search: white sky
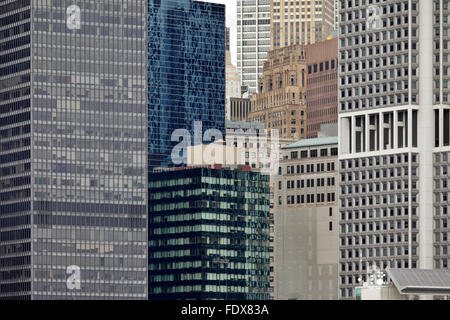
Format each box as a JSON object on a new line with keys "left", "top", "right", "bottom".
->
{"left": 199, "top": 0, "right": 238, "bottom": 65}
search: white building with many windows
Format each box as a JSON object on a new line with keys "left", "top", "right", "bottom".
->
{"left": 237, "top": 0, "right": 271, "bottom": 94}
{"left": 338, "top": 0, "right": 450, "bottom": 300}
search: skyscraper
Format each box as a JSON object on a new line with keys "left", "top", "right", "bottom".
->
{"left": 237, "top": 0, "right": 271, "bottom": 95}
{"left": 270, "top": 0, "right": 335, "bottom": 48}
{"left": 148, "top": 165, "right": 271, "bottom": 300}
{"left": 148, "top": 0, "right": 226, "bottom": 169}
{"left": 0, "top": 0, "right": 148, "bottom": 299}
{"left": 338, "top": 0, "right": 449, "bottom": 299}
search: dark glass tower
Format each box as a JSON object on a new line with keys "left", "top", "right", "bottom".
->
{"left": 147, "top": 0, "right": 226, "bottom": 169}
{"left": 0, "top": 0, "right": 148, "bottom": 299}
{"left": 0, "top": 0, "right": 32, "bottom": 299}
{"left": 148, "top": 166, "right": 271, "bottom": 300}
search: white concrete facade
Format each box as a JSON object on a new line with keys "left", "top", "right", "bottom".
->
{"left": 418, "top": 0, "right": 434, "bottom": 272}
{"left": 338, "top": 0, "right": 450, "bottom": 300}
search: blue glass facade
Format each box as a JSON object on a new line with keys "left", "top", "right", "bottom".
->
{"left": 148, "top": 167, "right": 271, "bottom": 300}
{"left": 148, "top": 0, "right": 226, "bottom": 169}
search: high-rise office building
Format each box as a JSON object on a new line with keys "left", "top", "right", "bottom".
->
{"left": 148, "top": 0, "right": 226, "bottom": 169}
{"left": 148, "top": 165, "right": 271, "bottom": 300}
{"left": 270, "top": 0, "right": 335, "bottom": 48}
{"left": 338, "top": 0, "right": 450, "bottom": 299}
{"left": 274, "top": 137, "right": 339, "bottom": 300}
{"left": 226, "top": 28, "right": 243, "bottom": 121}
{"left": 237, "top": 0, "right": 271, "bottom": 95}
{"left": 306, "top": 38, "right": 338, "bottom": 138}
{"left": 248, "top": 44, "right": 308, "bottom": 140}
{"left": 0, "top": 0, "right": 148, "bottom": 299}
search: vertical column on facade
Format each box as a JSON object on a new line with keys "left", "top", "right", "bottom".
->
{"left": 393, "top": 110, "right": 399, "bottom": 149}
{"left": 365, "top": 113, "right": 370, "bottom": 153}
{"left": 379, "top": 111, "right": 384, "bottom": 151}
{"left": 439, "top": 107, "right": 444, "bottom": 148}
{"left": 418, "top": 0, "right": 434, "bottom": 271}
{"left": 340, "top": 117, "right": 350, "bottom": 155}
{"left": 351, "top": 115, "right": 356, "bottom": 154}
{"left": 355, "top": 116, "right": 362, "bottom": 153}
{"left": 403, "top": 110, "right": 407, "bottom": 148}
{"left": 382, "top": 112, "right": 392, "bottom": 149}
{"left": 386, "top": 113, "right": 393, "bottom": 149}
{"left": 408, "top": 108, "right": 413, "bottom": 148}
{"left": 444, "top": 107, "right": 449, "bottom": 147}
{"left": 398, "top": 110, "right": 407, "bottom": 148}
{"left": 408, "top": 107, "right": 413, "bottom": 268}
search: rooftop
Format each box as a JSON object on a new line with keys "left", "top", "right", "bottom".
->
{"left": 283, "top": 136, "right": 338, "bottom": 150}
{"left": 226, "top": 120, "right": 266, "bottom": 130}
{"left": 387, "top": 268, "right": 450, "bottom": 295}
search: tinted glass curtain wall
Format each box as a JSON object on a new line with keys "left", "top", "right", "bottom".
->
{"left": 0, "top": 0, "right": 148, "bottom": 300}
{"left": 148, "top": 0, "right": 226, "bottom": 169}
{"left": 148, "top": 167, "right": 271, "bottom": 300}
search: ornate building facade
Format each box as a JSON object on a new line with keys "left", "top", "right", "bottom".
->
{"left": 248, "top": 45, "right": 307, "bottom": 140}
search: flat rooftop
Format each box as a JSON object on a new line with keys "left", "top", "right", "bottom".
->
{"left": 387, "top": 268, "right": 450, "bottom": 295}
{"left": 283, "top": 136, "right": 338, "bottom": 150}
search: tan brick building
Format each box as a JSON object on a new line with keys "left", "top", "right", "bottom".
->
{"left": 306, "top": 38, "right": 338, "bottom": 138}
{"left": 248, "top": 45, "right": 307, "bottom": 140}
{"left": 271, "top": 0, "right": 335, "bottom": 48}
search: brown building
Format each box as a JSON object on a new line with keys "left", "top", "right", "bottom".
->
{"left": 248, "top": 45, "right": 307, "bottom": 140}
{"left": 271, "top": 0, "right": 335, "bottom": 48}
{"left": 306, "top": 38, "right": 338, "bottom": 138}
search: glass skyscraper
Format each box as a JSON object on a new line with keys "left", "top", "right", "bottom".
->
{"left": 147, "top": 0, "right": 226, "bottom": 169}
{"left": 148, "top": 166, "right": 271, "bottom": 300}
{"left": 0, "top": 0, "right": 148, "bottom": 299}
